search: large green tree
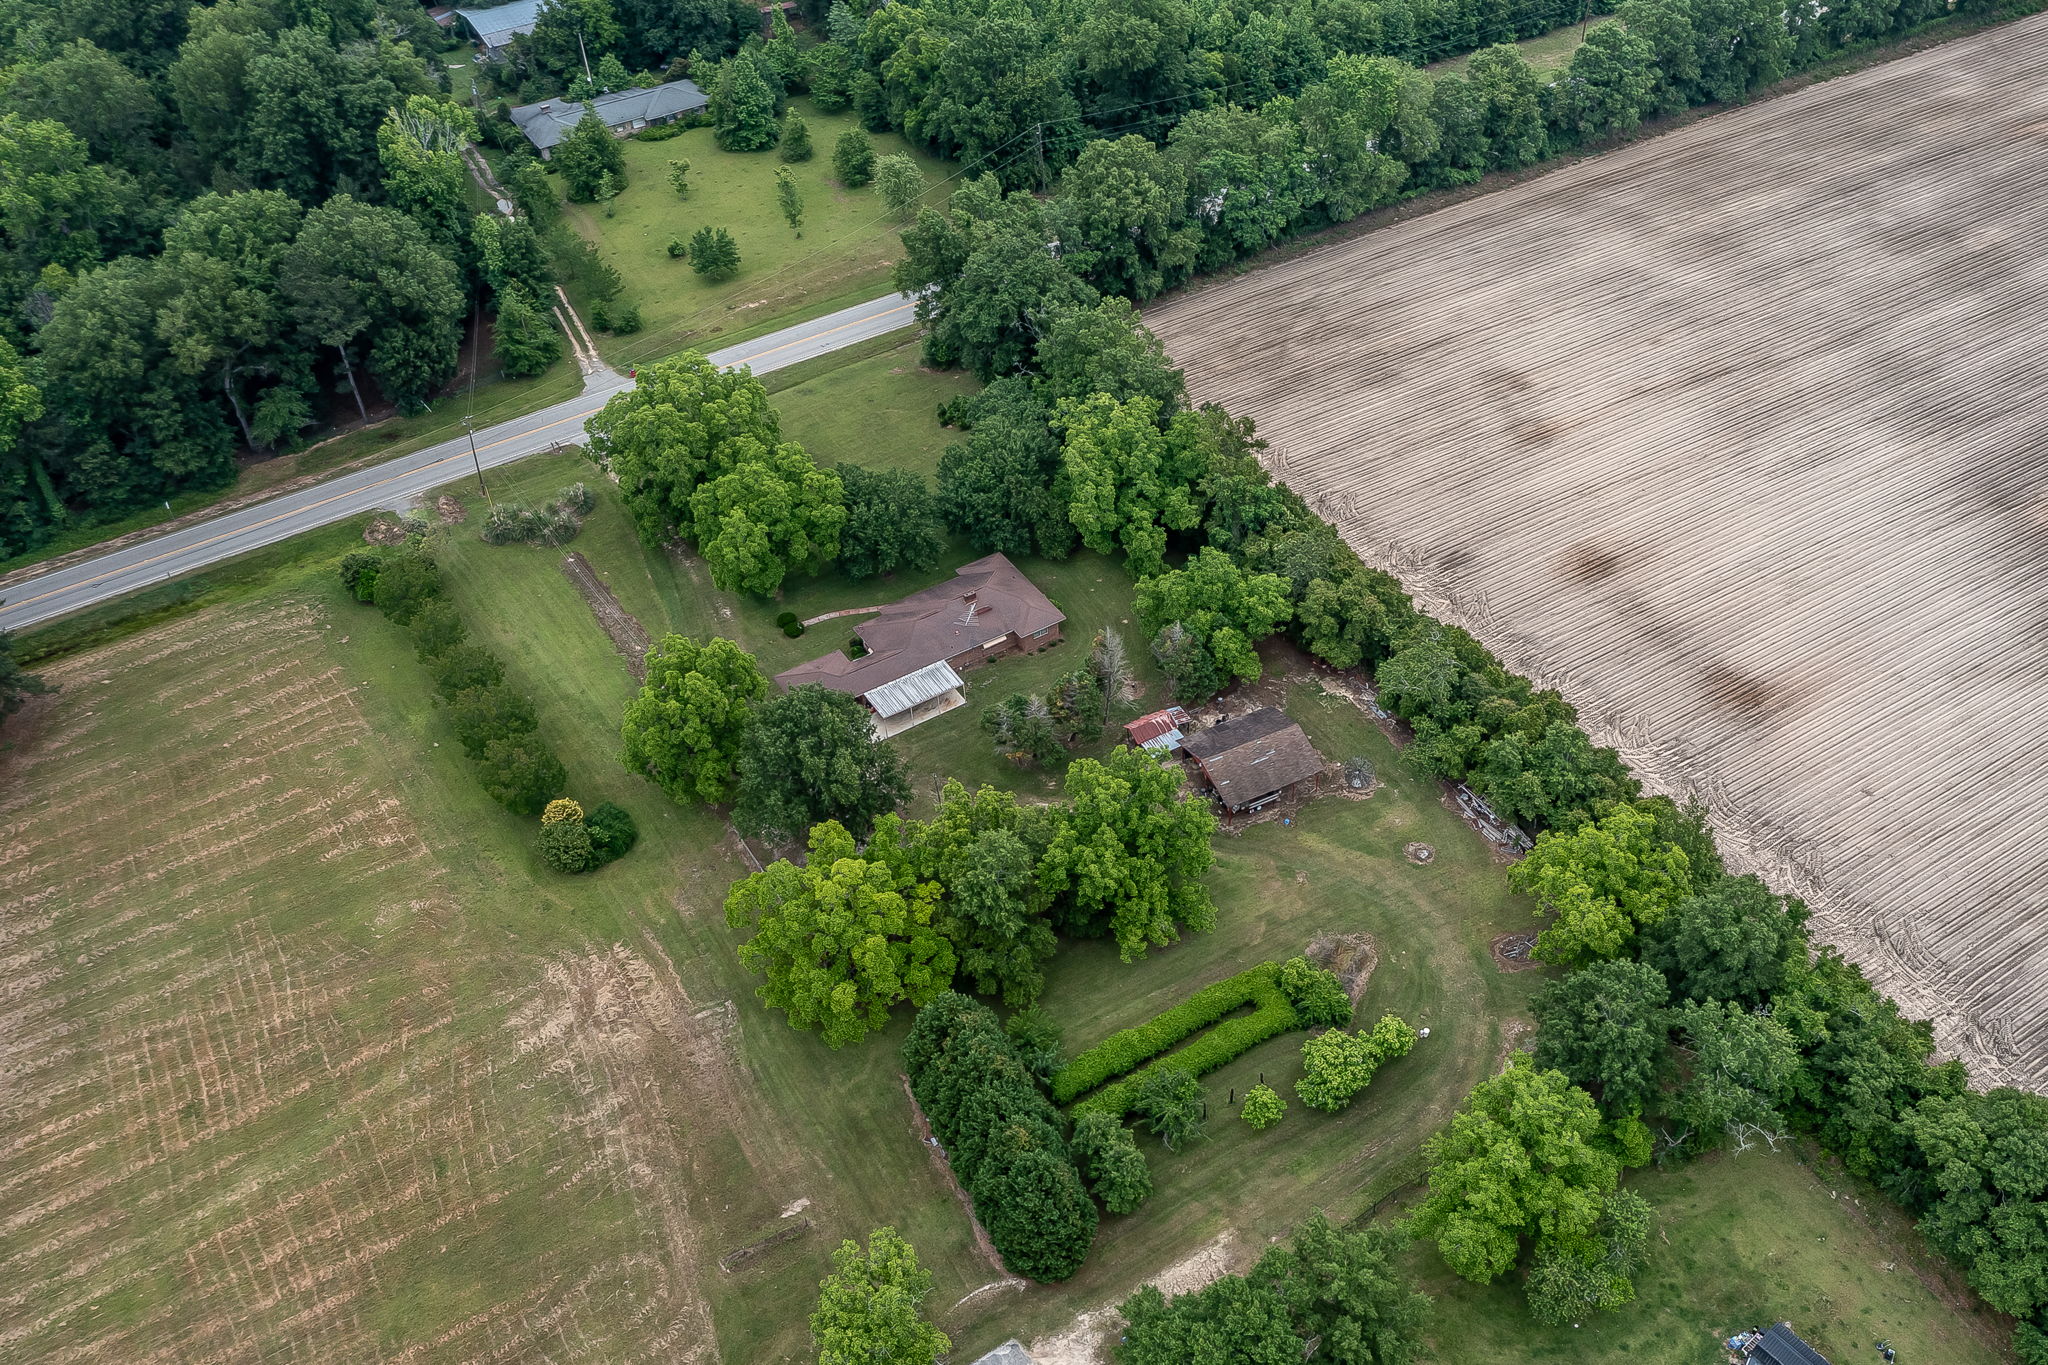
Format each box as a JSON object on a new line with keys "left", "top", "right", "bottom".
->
{"left": 376, "top": 96, "right": 478, "bottom": 251}
{"left": 1134, "top": 547, "right": 1290, "bottom": 701}
{"left": 733, "top": 684, "right": 911, "bottom": 842}
{"left": 282, "top": 195, "right": 465, "bottom": 417}
{"left": 935, "top": 379, "right": 1075, "bottom": 560}
{"left": 1055, "top": 135, "right": 1198, "bottom": 299}
{"left": 585, "top": 352, "right": 781, "bottom": 546}
{"left": 1554, "top": 21, "right": 1656, "bottom": 143}
{"left": 726, "top": 821, "right": 954, "bottom": 1046}
{"left": 1531, "top": 959, "right": 1671, "bottom": 1115}
{"left": 1639, "top": 874, "right": 1808, "bottom": 1007}
{"left": 1510, "top": 803, "right": 1694, "bottom": 966}
{"left": 555, "top": 106, "right": 629, "bottom": 202}
{"left": 834, "top": 463, "right": 946, "bottom": 580}
{"left": 810, "top": 1227, "right": 951, "bottom": 1365}
{"left": 687, "top": 439, "right": 846, "bottom": 596}
{"left": 1056, "top": 392, "right": 1211, "bottom": 576}
{"left": 711, "top": 48, "right": 781, "bottom": 151}
{"left": 1411, "top": 1056, "right": 1623, "bottom": 1283}
{"left": 619, "top": 634, "right": 769, "bottom": 804}
{"left": 1037, "top": 745, "right": 1217, "bottom": 960}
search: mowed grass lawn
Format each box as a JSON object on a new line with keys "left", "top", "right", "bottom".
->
{"left": 554, "top": 98, "right": 951, "bottom": 363}
{"left": 1407, "top": 1143, "right": 2014, "bottom": 1364}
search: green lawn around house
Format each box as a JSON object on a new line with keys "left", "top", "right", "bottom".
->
{"left": 551, "top": 98, "right": 952, "bottom": 364}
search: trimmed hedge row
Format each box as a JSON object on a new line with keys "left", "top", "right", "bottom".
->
{"left": 1052, "top": 962, "right": 1289, "bottom": 1104}
{"left": 1056, "top": 963, "right": 1308, "bottom": 1119}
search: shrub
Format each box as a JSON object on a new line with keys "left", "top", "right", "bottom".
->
{"left": 832, "top": 129, "right": 875, "bottom": 187}
{"left": 1240, "top": 1083, "right": 1286, "bottom": 1130}
{"left": 339, "top": 551, "right": 383, "bottom": 599}
{"left": 1071, "top": 992, "right": 1305, "bottom": 1120}
{"left": 667, "top": 235, "right": 688, "bottom": 258}
{"left": 430, "top": 643, "right": 506, "bottom": 698}
{"left": 409, "top": 598, "right": 467, "bottom": 661}
{"left": 1069, "top": 1111, "right": 1153, "bottom": 1214}
{"left": 542, "top": 797, "right": 584, "bottom": 825}
{"left": 478, "top": 735, "right": 567, "bottom": 815}
{"left": 557, "top": 483, "right": 595, "bottom": 516}
{"left": 1296, "top": 1015, "right": 1419, "bottom": 1112}
{"left": 446, "top": 683, "right": 538, "bottom": 758}
{"left": 1279, "top": 955, "right": 1353, "bottom": 1028}
{"left": 371, "top": 550, "right": 440, "bottom": 624}
{"left": 1129, "top": 1065, "right": 1205, "bottom": 1152}
{"left": 607, "top": 301, "right": 642, "bottom": 334}
{"left": 782, "top": 621, "right": 805, "bottom": 637}
{"left": 632, "top": 120, "right": 688, "bottom": 141}
{"left": 775, "top": 610, "right": 799, "bottom": 628}
{"left": 1054, "top": 962, "right": 1290, "bottom": 1103}
{"left": 585, "top": 801, "right": 638, "bottom": 863}
{"left": 481, "top": 501, "right": 540, "bottom": 545}
{"left": 538, "top": 817, "right": 596, "bottom": 872}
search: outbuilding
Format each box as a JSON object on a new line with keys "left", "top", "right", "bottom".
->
{"left": 1180, "top": 707, "right": 1326, "bottom": 814}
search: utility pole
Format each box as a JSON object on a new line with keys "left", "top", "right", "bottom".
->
{"left": 578, "top": 30, "right": 592, "bottom": 85}
{"left": 464, "top": 417, "right": 492, "bottom": 506}
{"left": 1033, "top": 122, "right": 1047, "bottom": 193}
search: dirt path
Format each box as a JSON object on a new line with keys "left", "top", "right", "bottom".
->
{"left": 561, "top": 551, "right": 651, "bottom": 681}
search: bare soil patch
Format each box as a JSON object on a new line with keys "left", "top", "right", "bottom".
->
{"left": 1307, "top": 932, "right": 1380, "bottom": 1003}
{"left": 433, "top": 494, "right": 466, "bottom": 523}
{"left": 561, "top": 550, "right": 652, "bottom": 681}
{"left": 1154, "top": 14, "right": 2048, "bottom": 1087}
{"left": 1026, "top": 1230, "right": 1246, "bottom": 1365}
{"left": 361, "top": 514, "right": 408, "bottom": 546}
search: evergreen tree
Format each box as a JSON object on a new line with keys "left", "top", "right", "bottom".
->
{"left": 712, "top": 49, "right": 780, "bottom": 151}
{"left": 833, "top": 129, "right": 875, "bottom": 186}
{"left": 554, "top": 106, "right": 628, "bottom": 201}
{"left": 688, "top": 225, "right": 742, "bottom": 280}
{"left": 492, "top": 289, "right": 562, "bottom": 378}
{"left": 776, "top": 165, "right": 806, "bottom": 236}
{"left": 779, "top": 109, "right": 813, "bottom": 162}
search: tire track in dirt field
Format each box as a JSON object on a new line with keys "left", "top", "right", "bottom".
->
{"left": 0, "top": 601, "right": 718, "bottom": 1362}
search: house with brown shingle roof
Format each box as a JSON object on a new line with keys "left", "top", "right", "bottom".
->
{"left": 774, "top": 554, "right": 1064, "bottom": 737}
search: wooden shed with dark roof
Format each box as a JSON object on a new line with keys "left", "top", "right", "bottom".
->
{"left": 1179, "top": 707, "right": 1326, "bottom": 814}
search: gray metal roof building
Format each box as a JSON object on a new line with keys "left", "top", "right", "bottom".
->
{"left": 1747, "top": 1324, "right": 1833, "bottom": 1365}
{"left": 454, "top": 0, "right": 545, "bottom": 54}
{"left": 507, "top": 80, "right": 709, "bottom": 155}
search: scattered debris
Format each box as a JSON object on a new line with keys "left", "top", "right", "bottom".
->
{"left": 1490, "top": 931, "right": 1541, "bottom": 973}
{"left": 1403, "top": 842, "right": 1435, "bottom": 864}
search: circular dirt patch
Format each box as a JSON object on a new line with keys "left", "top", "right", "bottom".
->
{"left": 1403, "top": 842, "right": 1435, "bottom": 864}
{"left": 1490, "top": 931, "right": 1542, "bottom": 972}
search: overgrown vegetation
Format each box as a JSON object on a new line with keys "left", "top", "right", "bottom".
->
{"left": 342, "top": 535, "right": 568, "bottom": 816}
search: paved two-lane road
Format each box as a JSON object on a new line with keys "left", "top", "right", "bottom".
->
{"left": 0, "top": 293, "right": 917, "bottom": 631}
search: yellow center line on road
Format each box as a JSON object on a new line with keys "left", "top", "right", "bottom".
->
{"left": 5, "top": 298, "right": 919, "bottom": 615}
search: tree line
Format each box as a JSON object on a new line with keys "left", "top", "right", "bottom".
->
{"left": 0, "top": 0, "right": 575, "bottom": 560}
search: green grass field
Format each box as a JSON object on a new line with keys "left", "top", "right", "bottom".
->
{"left": 1408, "top": 1143, "right": 2012, "bottom": 1363}
{"left": 3, "top": 343, "right": 2014, "bottom": 1365}
{"left": 1429, "top": 19, "right": 1599, "bottom": 74}
{"left": 553, "top": 98, "right": 951, "bottom": 365}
